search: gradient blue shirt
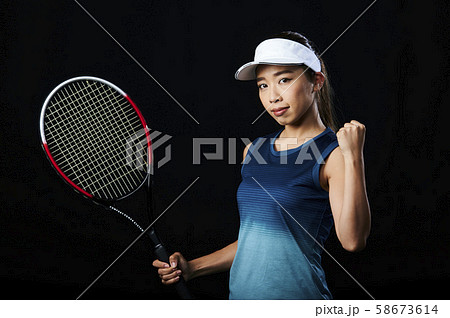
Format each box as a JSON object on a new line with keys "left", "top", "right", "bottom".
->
{"left": 229, "top": 127, "right": 339, "bottom": 299}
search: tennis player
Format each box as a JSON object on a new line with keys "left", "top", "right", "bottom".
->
{"left": 153, "top": 31, "right": 371, "bottom": 299}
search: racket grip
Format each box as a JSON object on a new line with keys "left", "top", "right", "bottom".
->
{"left": 149, "top": 228, "right": 194, "bottom": 300}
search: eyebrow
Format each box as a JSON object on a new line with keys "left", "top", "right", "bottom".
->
{"left": 256, "top": 70, "right": 295, "bottom": 82}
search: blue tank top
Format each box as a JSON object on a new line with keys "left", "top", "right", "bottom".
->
{"left": 229, "top": 127, "right": 339, "bottom": 299}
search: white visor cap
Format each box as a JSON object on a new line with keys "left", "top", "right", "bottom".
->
{"left": 235, "top": 38, "right": 321, "bottom": 81}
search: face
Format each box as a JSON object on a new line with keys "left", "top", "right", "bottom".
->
{"left": 255, "top": 64, "right": 321, "bottom": 126}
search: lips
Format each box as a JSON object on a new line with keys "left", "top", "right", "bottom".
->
{"left": 271, "top": 106, "right": 289, "bottom": 117}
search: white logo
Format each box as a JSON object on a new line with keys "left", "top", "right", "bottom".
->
{"left": 125, "top": 127, "right": 172, "bottom": 174}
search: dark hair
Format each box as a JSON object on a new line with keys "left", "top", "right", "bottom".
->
{"left": 270, "top": 31, "right": 339, "bottom": 132}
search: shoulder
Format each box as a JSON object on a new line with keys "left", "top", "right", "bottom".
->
{"left": 318, "top": 145, "right": 344, "bottom": 192}
{"left": 323, "top": 145, "right": 345, "bottom": 180}
{"left": 321, "top": 128, "right": 342, "bottom": 170}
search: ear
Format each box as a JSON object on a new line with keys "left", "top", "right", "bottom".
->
{"left": 313, "top": 72, "right": 325, "bottom": 91}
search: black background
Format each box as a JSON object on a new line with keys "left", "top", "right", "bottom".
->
{"left": 0, "top": 0, "right": 449, "bottom": 300}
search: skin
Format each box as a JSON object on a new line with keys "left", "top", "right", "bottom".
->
{"left": 153, "top": 64, "right": 371, "bottom": 285}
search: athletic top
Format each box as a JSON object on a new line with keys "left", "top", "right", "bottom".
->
{"left": 229, "top": 127, "right": 339, "bottom": 299}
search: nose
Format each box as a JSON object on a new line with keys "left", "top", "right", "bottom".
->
{"left": 269, "top": 87, "right": 282, "bottom": 104}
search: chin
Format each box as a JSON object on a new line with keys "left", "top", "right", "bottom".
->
{"left": 275, "top": 117, "right": 292, "bottom": 126}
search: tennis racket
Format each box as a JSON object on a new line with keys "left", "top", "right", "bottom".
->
{"left": 39, "top": 76, "right": 192, "bottom": 299}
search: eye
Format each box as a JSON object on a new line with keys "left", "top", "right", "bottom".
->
{"left": 280, "top": 78, "right": 291, "bottom": 84}
{"left": 258, "top": 83, "right": 267, "bottom": 89}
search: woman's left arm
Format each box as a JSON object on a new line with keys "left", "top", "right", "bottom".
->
{"left": 325, "top": 120, "right": 371, "bottom": 252}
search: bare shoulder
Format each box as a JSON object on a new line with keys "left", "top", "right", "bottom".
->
{"left": 323, "top": 146, "right": 345, "bottom": 178}
{"left": 320, "top": 146, "right": 345, "bottom": 191}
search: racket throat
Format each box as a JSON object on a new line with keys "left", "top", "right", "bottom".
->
{"left": 147, "top": 227, "right": 163, "bottom": 247}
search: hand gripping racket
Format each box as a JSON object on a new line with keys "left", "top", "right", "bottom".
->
{"left": 39, "top": 76, "right": 192, "bottom": 299}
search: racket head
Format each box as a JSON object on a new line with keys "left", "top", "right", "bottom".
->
{"left": 39, "top": 76, "right": 152, "bottom": 203}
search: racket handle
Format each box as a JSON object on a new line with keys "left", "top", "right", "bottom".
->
{"left": 148, "top": 228, "right": 194, "bottom": 300}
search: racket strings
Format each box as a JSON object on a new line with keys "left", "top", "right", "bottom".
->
{"left": 47, "top": 82, "right": 136, "bottom": 161}
{"left": 70, "top": 81, "right": 147, "bottom": 197}
{"left": 44, "top": 80, "right": 148, "bottom": 200}
{"left": 78, "top": 83, "right": 148, "bottom": 196}
{"left": 46, "top": 82, "right": 120, "bottom": 159}
{"left": 49, "top": 82, "right": 147, "bottom": 199}
{"left": 47, "top": 83, "right": 139, "bottom": 188}
{"left": 48, "top": 83, "right": 142, "bottom": 182}
{"left": 47, "top": 87, "right": 138, "bottom": 164}
{"left": 45, "top": 83, "right": 100, "bottom": 169}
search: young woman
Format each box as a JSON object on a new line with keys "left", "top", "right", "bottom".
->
{"left": 153, "top": 31, "right": 371, "bottom": 300}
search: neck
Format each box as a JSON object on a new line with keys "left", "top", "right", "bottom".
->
{"left": 281, "top": 103, "right": 326, "bottom": 139}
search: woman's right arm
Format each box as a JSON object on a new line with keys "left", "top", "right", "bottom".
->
{"left": 152, "top": 142, "right": 251, "bottom": 285}
{"left": 152, "top": 240, "right": 237, "bottom": 285}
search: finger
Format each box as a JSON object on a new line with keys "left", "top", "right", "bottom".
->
{"left": 169, "top": 253, "right": 180, "bottom": 268}
{"left": 152, "top": 259, "right": 170, "bottom": 269}
{"left": 344, "top": 122, "right": 356, "bottom": 128}
{"left": 350, "top": 119, "right": 362, "bottom": 126}
{"left": 350, "top": 120, "right": 366, "bottom": 130}
{"left": 161, "top": 270, "right": 182, "bottom": 282}
{"left": 158, "top": 266, "right": 179, "bottom": 276}
{"left": 162, "top": 275, "right": 180, "bottom": 285}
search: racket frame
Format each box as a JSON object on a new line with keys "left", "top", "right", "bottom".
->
{"left": 39, "top": 76, "right": 152, "bottom": 204}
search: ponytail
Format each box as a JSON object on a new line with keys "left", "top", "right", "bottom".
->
{"left": 316, "top": 59, "right": 339, "bottom": 132}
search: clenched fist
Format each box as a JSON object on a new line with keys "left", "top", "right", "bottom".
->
{"left": 336, "top": 120, "right": 366, "bottom": 159}
{"left": 152, "top": 252, "right": 191, "bottom": 285}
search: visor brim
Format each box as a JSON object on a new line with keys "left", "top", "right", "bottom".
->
{"left": 234, "top": 60, "right": 313, "bottom": 81}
